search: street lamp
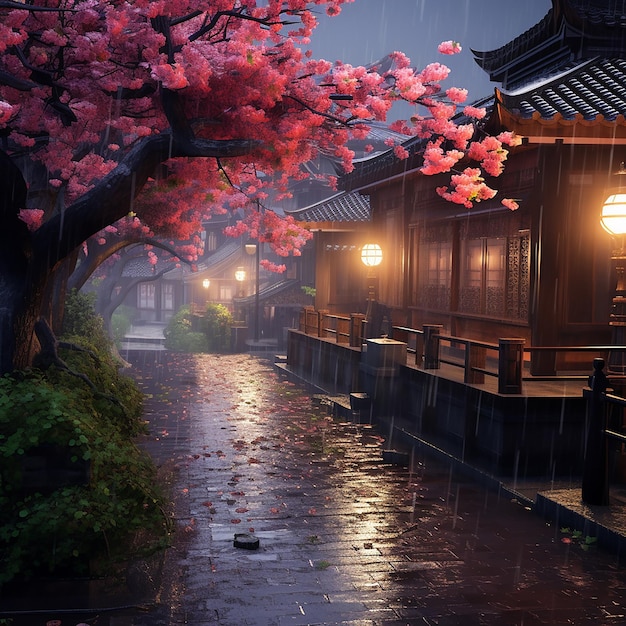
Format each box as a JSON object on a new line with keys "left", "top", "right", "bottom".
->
{"left": 601, "top": 167, "right": 626, "bottom": 373}
{"left": 234, "top": 267, "right": 246, "bottom": 324}
{"left": 234, "top": 267, "right": 246, "bottom": 284}
{"left": 361, "top": 243, "right": 383, "bottom": 330}
{"left": 361, "top": 243, "right": 383, "bottom": 268}
{"left": 245, "top": 242, "right": 260, "bottom": 342}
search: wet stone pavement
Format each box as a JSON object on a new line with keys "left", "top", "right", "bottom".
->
{"left": 101, "top": 352, "right": 626, "bottom": 624}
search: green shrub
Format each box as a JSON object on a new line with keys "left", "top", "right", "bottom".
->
{"left": 0, "top": 292, "right": 169, "bottom": 586}
{"left": 164, "top": 303, "right": 234, "bottom": 353}
{"left": 164, "top": 306, "right": 208, "bottom": 352}
{"left": 63, "top": 289, "right": 109, "bottom": 350}
{"left": 0, "top": 372, "right": 167, "bottom": 585}
{"left": 201, "top": 303, "right": 233, "bottom": 352}
{"left": 111, "top": 305, "right": 136, "bottom": 347}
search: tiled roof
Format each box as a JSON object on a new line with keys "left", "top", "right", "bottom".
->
{"left": 121, "top": 240, "right": 242, "bottom": 280}
{"left": 176, "top": 240, "right": 241, "bottom": 279}
{"left": 286, "top": 190, "right": 370, "bottom": 223}
{"left": 234, "top": 279, "right": 309, "bottom": 306}
{"left": 122, "top": 255, "right": 178, "bottom": 278}
{"left": 500, "top": 57, "right": 626, "bottom": 121}
{"left": 564, "top": 0, "right": 626, "bottom": 29}
{"left": 197, "top": 240, "right": 241, "bottom": 271}
{"left": 472, "top": 11, "right": 555, "bottom": 75}
{"left": 473, "top": 1, "right": 626, "bottom": 93}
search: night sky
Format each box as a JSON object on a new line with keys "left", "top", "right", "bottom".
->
{"left": 306, "top": 0, "right": 551, "bottom": 118}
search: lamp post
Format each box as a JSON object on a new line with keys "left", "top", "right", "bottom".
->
{"left": 361, "top": 243, "right": 383, "bottom": 332}
{"left": 234, "top": 267, "right": 246, "bottom": 290}
{"left": 245, "top": 242, "right": 260, "bottom": 342}
{"left": 234, "top": 267, "right": 246, "bottom": 322}
{"left": 201, "top": 278, "right": 210, "bottom": 311}
{"left": 601, "top": 168, "right": 626, "bottom": 373}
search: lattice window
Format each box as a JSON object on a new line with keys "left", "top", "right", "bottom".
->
{"left": 138, "top": 283, "right": 156, "bottom": 309}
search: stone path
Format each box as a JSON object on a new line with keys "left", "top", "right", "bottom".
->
{"left": 106, "top": 351, "right": 626, "bottom": 626}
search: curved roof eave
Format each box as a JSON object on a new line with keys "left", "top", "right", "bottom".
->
{"left": 285, "top": 189, "right": 370, "bottom": 223}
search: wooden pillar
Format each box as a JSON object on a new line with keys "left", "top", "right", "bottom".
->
{"left": 530, "top": 143, "right": 563, "bottom": 376}
{"left": 498, "top": 338, "right": 525, "bottom": 394}
{"left": 464, "top": 343, "right": 486, "bottom": 384}
{"left": 350, "top": 313, "right": 365, "bottom": 347}
{"left": 423, "top": 324, "right": 443, "bottom": 369}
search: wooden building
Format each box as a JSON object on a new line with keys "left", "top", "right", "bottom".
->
{"left": 303, "top": 0, "right": 626, "bottom": 375}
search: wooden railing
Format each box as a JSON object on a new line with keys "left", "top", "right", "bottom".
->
{"left": 299, "top": 307, "right": 365, "bottom": 347}
{"left": 297, "top": 307, "right": 626, "bottom": 394}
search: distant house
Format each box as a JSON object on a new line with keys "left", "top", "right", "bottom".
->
{"left": 303, "top": 0, "right": 626, "bottom": 375}
{"left": 112, "top": 215, "right": 309, "bottom": 342}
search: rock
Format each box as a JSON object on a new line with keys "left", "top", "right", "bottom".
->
{"left": 234, "top": 533, "right": 260, "bottom": 550}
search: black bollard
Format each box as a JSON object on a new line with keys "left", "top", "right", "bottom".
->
{"left": 582, "top": 357, "right": 610, "bottom": 506}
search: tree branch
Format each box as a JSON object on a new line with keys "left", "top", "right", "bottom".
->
{"left": 0, "top": 1, "right": 76, "bottom": 11}
{"left": 32, "top": 132, "right": 260, "bottom": 270}
{"left": 188, "top": 9, "right": 286, "bottom": 42}
{"left": 282, "top": 94, "right": 354, "bottom": 127}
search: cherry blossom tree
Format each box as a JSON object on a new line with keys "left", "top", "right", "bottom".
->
{"left": 0, "top": 2, "right": 516, "bottom": 373}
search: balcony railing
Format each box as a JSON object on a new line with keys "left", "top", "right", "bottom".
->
{"left": 297, "top": 307, "right": 626, "bottom": 394}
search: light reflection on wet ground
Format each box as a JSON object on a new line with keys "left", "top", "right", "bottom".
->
{"left": 126, "top": 351, "right": 626, "bottom": 625}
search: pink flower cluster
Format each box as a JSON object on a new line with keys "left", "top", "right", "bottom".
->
{"left": 18, "top": 208, "right": 44, "bottom": 231}
{"left": 438, "top": 40, "right": 462, "bottom": 55}
{"left": 436, "top": 168, "right": 497, "bottom": 208}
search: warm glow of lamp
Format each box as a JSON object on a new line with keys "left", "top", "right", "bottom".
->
{"left": 601, "top": 193, "right": 626, "bottom": 236}
{"left": 361, "top": 243, "right": 383, "bottom": 267}
{"left": 202, "top": 278, "right": 210, "bottom": 290}
{"left": 235, "top": 267, "right": 246, "bottom": 282}
{"left": 245, "top": 243, "right": 257, "bottom": 256}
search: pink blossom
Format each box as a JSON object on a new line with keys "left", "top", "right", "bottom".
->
{"left": 0, "top": 100, "right": 14, "bottom": 124}
{"left": 438, "top": 40, "right": 462, "bottom": 55}
{"left": 394, "top": 145, "right": 409, "bottom": 160}
{"left": 437, "top": 168, "right": 497, "bottom": 208}
{"left": 421, "top": 139, "right": 463, "bottom": 175}
{"left": 467, "top": 142, "right": 488, "bottom": 162}
{"left": 260, "top": 260, "right": 286, "bottom": 273}
{"left": 463, "top": 105, "right": 487, "bottom": 119}
{"left": 446, "top": 87, "right": 468, "bottom": 104}
{"left": 150, "top": 63, "right": 189, "bottom": 90}
{"left": 496, "top": 131, "right": 522, "bottom": 147}
{"left": 419, "top": 62, "right": 450, "bottom": 83}
{"left": 18, "top": 209, "right": 44, "bottom": 231}
{"left": 502, "top": 198, "right": 519, "bottom": 211}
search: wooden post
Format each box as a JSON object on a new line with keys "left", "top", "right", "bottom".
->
{"left": 423, "top": 324, "right": 443, "bottom": 369}
{"left": 464, "top": 343, "right": 486, "bottom": 384}
{"left": 350, "top": 313, "right": 365, "bottom": 347}
{"left": 498, "top": 338, "right": 525, "bottom": 394}
{"left": 582, "top": 358, "right": 610, "bottom": 506}
{"left": 316, "top": 309, "right": 328, "bottom": 337}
